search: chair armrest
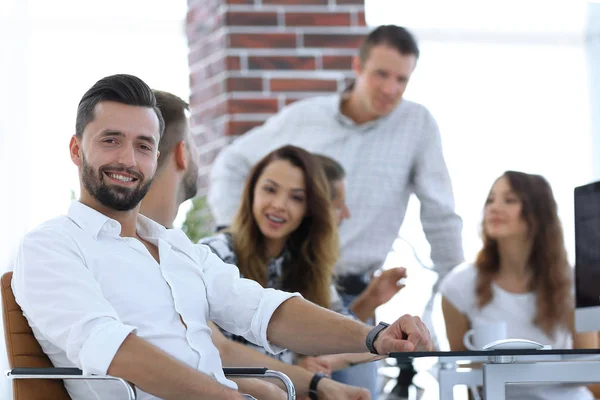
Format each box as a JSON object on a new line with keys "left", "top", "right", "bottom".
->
{"left": 223, "top": 367, "right": 268, "bottom": 375}
{"left": 224, "top": 367, "right": 295, "bottom": 400}
{"left": 10, "top": 367, "right": 83, "bottom": 376}
{"left": 6, "top": 367, "right": 136, "bottom": 400}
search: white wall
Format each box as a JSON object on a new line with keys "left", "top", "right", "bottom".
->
{"left": 588, "top": 2, "right": 600, "bottom": 178}
{"left": 0, "top": 1, "right": 189, "bottom": 397}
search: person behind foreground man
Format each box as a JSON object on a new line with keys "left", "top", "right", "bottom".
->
{"left": 140, "top": 90, "right": 371, "bottom": 400}
{"left": 441, "top": 171, "right": 599, "bottom": 400}
{"left": 313, "top": 154, "right": 351, "bottom": 226}
{"left": 199, "top": 146, "right": 408, "bottom": 368}
{"left": 12, "top": 74, "right": 432, "bottom": 400}
{"left": 207, "top": 24, "right": 464, "bottom": 397}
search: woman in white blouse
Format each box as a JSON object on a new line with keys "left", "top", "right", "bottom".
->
{"left": 440, "top": 171, "right": 598, "bottom": 400}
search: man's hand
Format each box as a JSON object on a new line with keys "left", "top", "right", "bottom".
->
{"left": 350, "top": 267, "right": 407, "bottom": 322}
{"left": 296, "top": 356, "right": 332, "bottom": 376}
{"left": 374, "top": 315, "right": 432, "bottom": 354}
{"left": 231, "top": 378, "right": 287, "bottom": 400}
{"left": 365, "top": 267, "right": 407, "bottom": 306}
{"left": 317, "top": 378, "right": 371, "bottom": 400}
{"left": 297, "top": 378, "right": 370, "bottom": 400}
{"left": 315, "top": 353, "right": 386, "bottom": 372}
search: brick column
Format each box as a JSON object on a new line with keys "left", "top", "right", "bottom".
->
{"left": 186, "top": 0, "right": 367, "bottom": 192}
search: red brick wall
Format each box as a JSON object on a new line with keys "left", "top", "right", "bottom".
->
{"left": 186, "top": 0, "right": 367, "bottom": 192}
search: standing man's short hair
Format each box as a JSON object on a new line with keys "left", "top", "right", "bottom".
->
{"left": 358, "top": 25, "right": 420, "bottom": 63}
{"left": 314, "top": 154, "right": 346, "bottom": 200}
{"left": 75, "top": 74, "right": 165, "bottom": 138}
{"left": 153, "top": 90, "right": 190, "bottom": 169}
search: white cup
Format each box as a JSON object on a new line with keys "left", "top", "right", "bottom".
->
{"left": 463, "top": 320, "right": 507, "bottom": 350}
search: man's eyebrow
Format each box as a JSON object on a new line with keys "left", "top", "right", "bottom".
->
{"left": 99, "top": 129, "right": 124, "bottom": 138}
{"left": 137, "top": 135, "right": 157, "bottom": 145}
{"left": 98, "top": 130, "right": 156, "bottom": 145}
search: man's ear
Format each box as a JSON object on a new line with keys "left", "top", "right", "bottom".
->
{"left": 69, "top": 135, "right": 83, "bottom": 167}
{"left": 174, "top": 140, "right": 187, "bottom": 170}
{"left": 352, "top": 55, "right": 363, "bottom": 76}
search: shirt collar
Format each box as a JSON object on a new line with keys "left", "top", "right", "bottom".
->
{"left": 136, "top": 213, "right": 168, "bottom": 240}
{"left": 67, "top": 201, "right": 167, "bottom": 240}
{"left": 333, "top": 84, "right": 397, "bottom": 132}
{"left": 68, "top": 201, "right": 117, "bottom": 239}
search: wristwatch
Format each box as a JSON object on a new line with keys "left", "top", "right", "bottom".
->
{"left": 308, "top": 371, "right": 328, "bottom": 400}
{"left": 366, "top": 321, "right": 390, "bottom": 354}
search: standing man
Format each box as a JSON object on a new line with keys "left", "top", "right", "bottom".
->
{"left": 208, "top": 25, "right": 464, "bottom": 398}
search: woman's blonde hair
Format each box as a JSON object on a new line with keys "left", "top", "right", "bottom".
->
{"left": 230, "top": 145, "right": 339, "bottom": 308}
{"left": 475, "top": 171, "right": 573, "bottom": 337}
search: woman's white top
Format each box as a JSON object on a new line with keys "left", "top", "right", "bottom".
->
{"left": 440, "top": 262, "right": 593, "bottom": 400}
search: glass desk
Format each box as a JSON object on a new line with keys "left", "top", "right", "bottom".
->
{"left": 390, "top": 349, "right": 600, "bottom": 400}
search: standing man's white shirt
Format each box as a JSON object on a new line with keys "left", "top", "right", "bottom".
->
{"left": 13, "top": 201, "right": 298, "bottom": 400}
{"left": 209, "top": 94, "right": 464, "bottom": 277}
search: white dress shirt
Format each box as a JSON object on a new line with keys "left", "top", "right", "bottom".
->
{"left": 12, "top": 201, "right": 298, "bottom": 400}
{"left": 208, "top": 94, "right": 464, "bottom": 277}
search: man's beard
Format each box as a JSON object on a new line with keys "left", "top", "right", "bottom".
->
{"left": 181, "top": 160, "right": 199, "bottom": 202}
{"left": 81, "top": 155, "right": 153, "bottom": 212}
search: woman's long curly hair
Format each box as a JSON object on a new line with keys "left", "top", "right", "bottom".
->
{"left": 230, "top": 145, "right": 338, "bottom": 308}
{"left": 475, "top": 171, "right": 572, "bottom": 337}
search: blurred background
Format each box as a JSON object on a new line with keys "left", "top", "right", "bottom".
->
{"left": 1, "top": 0, "right": 599, "bottom": 398}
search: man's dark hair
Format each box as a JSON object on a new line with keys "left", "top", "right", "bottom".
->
{"left": 153, "top": 90, "right": 190, "bottom": 169}
{"left": 75, "top": 74, "right": 165, "bottom": 138}
{"left": 314, "top": 153, "right": 346, "bottom": 200}
{"left": 358, "top": 25, "right": 420, "bottom": 63}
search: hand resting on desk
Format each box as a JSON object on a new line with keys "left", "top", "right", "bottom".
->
{"left": 373, "top": 315, "right": 433, "bottom": 354}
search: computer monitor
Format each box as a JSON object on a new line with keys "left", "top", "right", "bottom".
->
{"left": 574, "top": 180, "right": 600, "bottom": 332}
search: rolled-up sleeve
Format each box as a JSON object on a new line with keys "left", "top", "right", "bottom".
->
{"left": 413, "top": 110, "right": 464, "bottom": 278}
{"left": 13, "top": 228, "right": 136, "bottom": 375}
{"left": 196, "top": 245, "right": 300, "bottom": 354}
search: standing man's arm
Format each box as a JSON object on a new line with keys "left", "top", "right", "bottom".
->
{"left": 412, "top": 110, "right": 464, "bottom": 278}
{"left": 14, "top": 230, "right": 243, "bottom": 400}
{"left": 208, "top": 143, "right": 253, "bottom": 228}
{"left": 208, "top": 108, "right": 295, "bottom": 227}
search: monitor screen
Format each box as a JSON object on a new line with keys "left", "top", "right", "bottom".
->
{"left": 575, "top": 181, "right": 600, "bottom": 312}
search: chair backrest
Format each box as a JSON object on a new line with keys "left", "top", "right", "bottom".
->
{"left": 2, "top": 271, "right": 71, "bottom": 400}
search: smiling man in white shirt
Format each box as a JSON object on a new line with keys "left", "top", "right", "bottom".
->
{"left": 12, "top": 74, "right": 432, "bottom": 400}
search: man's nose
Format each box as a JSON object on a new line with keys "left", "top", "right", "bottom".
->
{"left": 381, "top": 81, "right": 399, "bottom": 97}
{"left": 117, "top": 144, "right": 136, "bottom": 167}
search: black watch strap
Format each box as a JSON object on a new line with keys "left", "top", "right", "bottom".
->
{"left": 308, "top": 372, "right": 328, "bottom": 400}
{"left": 366, "top": 321, "right": 390, "bottom": 354}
